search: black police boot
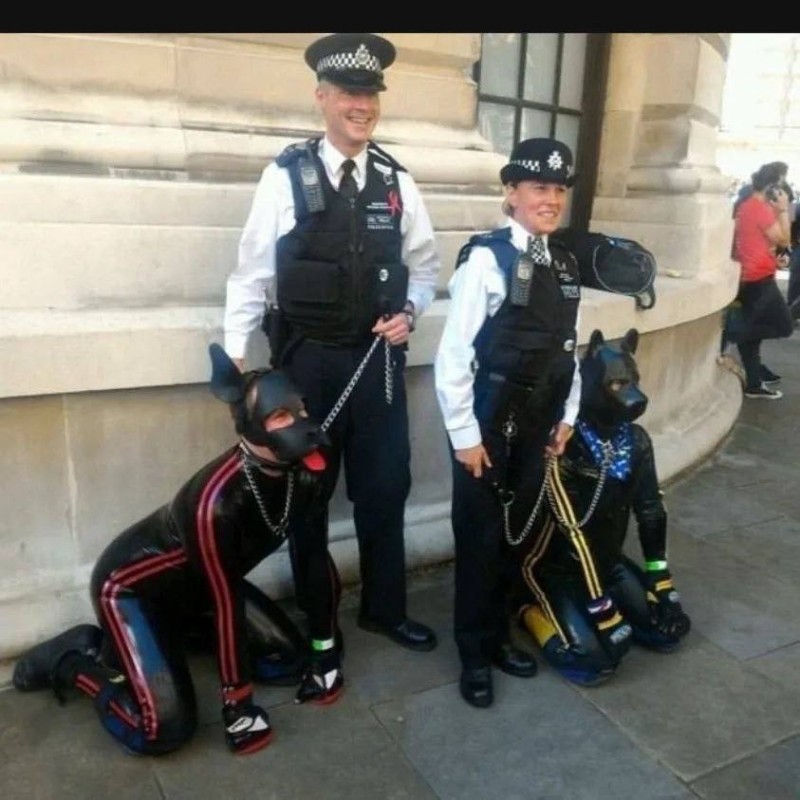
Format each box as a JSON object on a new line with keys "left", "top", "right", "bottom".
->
{"left": 13, "top": 624, "right": 103, "bottom": 693}
{"left": 357, "top": 616, "right": 438, "bottom": 652}
{"left": 459, "top": 666, "right": 493, "bottom": 708}
{"left": 492, "top": 642, "right": 538, "bottom": 678}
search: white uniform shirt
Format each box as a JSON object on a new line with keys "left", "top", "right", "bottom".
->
{"left": 224, "top": 136, "right": 441, "bottom": 359}
{"left": 434, "top": 217, "right": 582, "bottom": 451}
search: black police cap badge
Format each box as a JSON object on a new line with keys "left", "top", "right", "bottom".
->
{"left": 304, "top": 33, "right": 396, "bottom": 92}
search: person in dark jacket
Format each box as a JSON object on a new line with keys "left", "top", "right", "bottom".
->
{"left": 12, "top": 345, "right": 341, "bottom": 756}
{"left": 434, "top": 137, "right": 582, "bottom": 707}
{"left": 224, "top": 33, "right": 440, "bottom": 653}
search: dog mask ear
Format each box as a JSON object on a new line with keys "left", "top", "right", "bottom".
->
{"left": 209, "top": 343, "right": 246, "bottom": 404}
{"left": 586, "top": 329, "right": 605, "bottom": 359}
{"left": 620, "top": 328, "right": 639, "bottom": 355}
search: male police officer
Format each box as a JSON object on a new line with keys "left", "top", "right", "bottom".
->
{"left": 224, "top": 33, "right": 441, "bottom": 651}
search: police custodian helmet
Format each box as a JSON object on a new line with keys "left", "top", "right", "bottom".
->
{"left": 304, "top": 33, "right": 396, "bottom": 92}
{"left": 500, "top": 137, "right": 577, "bottom": 187}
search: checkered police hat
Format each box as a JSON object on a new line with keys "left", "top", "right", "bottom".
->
{"left": 500, "top": 138, "right": 576, "bottom": 187}
{"left": 305, "top": 33, "right": 396, "bottom": 92}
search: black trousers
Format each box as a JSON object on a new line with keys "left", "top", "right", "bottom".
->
{"left": 735, "top": 276, "right": 793, "bottom": 389}
{"left": 284, "top": 339, "right": 411, "bottom": 627}
{"left": 451, "top": 375, "right": 561, "bottom": 669}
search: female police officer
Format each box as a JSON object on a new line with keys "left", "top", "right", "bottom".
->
{"left": 434, "top": 138, "right": 582, "bottom": 707}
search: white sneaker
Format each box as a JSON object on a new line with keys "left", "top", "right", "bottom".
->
{"left": 744, "top": 383, "right": 783, "bottom": 399}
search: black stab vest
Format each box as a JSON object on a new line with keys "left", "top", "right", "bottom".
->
{"left": 275, "top": 139, "right": 408, "bottom": 346}
{"left": 460, "top": 227, "right": 580, "bottom": 385}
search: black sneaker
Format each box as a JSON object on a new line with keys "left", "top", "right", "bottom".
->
{"left": 12, "top": 624, "right": 103, "bottom": 692}
{"left": 744, "top": 384, "right": 783, "bottom": 399}
{"left": 760, "top": 365, "right": 782, "bottom": 384}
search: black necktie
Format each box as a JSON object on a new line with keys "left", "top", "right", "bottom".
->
{"left": 528, "top": 235, "right": 549, "bottom": 265}
{"left": 339, "top": 159, "right": 358, "bottom": 201}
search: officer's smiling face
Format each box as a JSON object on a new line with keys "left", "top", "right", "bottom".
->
{"left": 316, "top": 81, "right": 380, "bottom": 156}
{"left": 505, "top": 180, "right": 568, "bottom": 236}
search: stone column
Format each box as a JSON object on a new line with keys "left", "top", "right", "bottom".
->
{"left": 586, "top": 33, "right": 741, "bottom": 481}
{"left": 593, "top": 33, "right": 736, "bottom": 282}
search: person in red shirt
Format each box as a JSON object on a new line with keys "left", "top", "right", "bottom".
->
{"left": 733, "top": 163, "right": 794, "bottom": 398}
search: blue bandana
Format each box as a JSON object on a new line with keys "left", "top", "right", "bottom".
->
{"left": 576, "top": 420, "right": 633, "bottom": 480}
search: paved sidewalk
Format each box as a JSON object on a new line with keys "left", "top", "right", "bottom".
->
{"left": 3, "top": 332, "right": 800, "bottom": 799}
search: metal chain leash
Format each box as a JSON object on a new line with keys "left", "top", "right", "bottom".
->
{"left": 501, "top": 439, "right": 616, "bottom": 546}
{"left": 239, "top": 446, "right": 295, "bottom": 538}
{"left": 384, "top": 337, "right": 394, "bottom": 406}
{"left": 546, "top": 439, "right": 615, "bottom": 530}
{"left": 319, "top": 334, "right": 392, "bottom": 433}
{"left": 501, "top": 453, "right": 554, "bottom": 546}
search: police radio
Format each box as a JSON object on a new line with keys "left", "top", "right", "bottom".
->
{"left": 510, "top": 253, "right": 535, "bottom": 306}
{"left": 299, "top": 158, "right": 325, "bottom": 214}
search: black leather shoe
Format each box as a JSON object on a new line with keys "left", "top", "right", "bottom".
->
{"left": 492, "top": 642, "right": 538, "bottom": 678}
{"left": 357, "top": 616, "right": 438, "bottom": 652}
{"left": 460, "top": 666, "right": 493, "bottom": 708}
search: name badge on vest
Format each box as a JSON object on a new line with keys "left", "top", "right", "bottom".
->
{"left": 560, "top": 283, "right": 580, "bottom": 300}
{"left": 510, "top": 253, "right": 535, "bottom": 306}
{"left": 552, "top": 257, "right": 579, "bottom": 300}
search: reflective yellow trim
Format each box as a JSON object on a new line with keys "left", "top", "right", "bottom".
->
{"left": 548, "top": 460, "right": 604, "bottom": 597}
{"left": 521, "top": 519, "right": 570, "bottom": 645}
{"left": 597, "top": 611, "right": 624, "bottom": 630}
{"left": 522, "top": 604, "right": 558, "bottom": 647}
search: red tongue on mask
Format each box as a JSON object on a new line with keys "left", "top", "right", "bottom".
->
{"left": 301, "top": 449, "right": 326, "bottom": 472}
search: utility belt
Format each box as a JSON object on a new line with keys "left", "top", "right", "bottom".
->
{"left": 474, "top": 354, "right": 574, "bottom": 429}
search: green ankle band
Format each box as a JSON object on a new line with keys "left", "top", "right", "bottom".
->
{"left": 311, "top": 638, "right": 335, "bottom": 652}
{"left": 645, "top": 559, "right": 668, "bottom": 572}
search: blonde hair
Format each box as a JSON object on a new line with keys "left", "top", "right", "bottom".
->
{"left": 502, "top": 181, "right": 517, "bottom": 218}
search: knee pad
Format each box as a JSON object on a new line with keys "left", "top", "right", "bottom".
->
{"left": 540, "top": 636, "right": 617, "bottom": 687}
{"left": 521, "top": 604, "right": 617, "bottom": 687}
{"left": 93, "top": 681, "right": 149, "bottom": 755}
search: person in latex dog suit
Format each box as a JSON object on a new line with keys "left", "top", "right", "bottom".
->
{"left": 518, "top": 329, "right": 691, "bottom": 685}
{"left": 12, "top": 344, "right": 343, "bottom": 756}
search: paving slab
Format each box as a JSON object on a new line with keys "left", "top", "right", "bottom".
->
{"left": 746, "top": 642, "right": 800, "bottom": 699}
{"left": 0, "top": 687, "right": 161, "bottom": 800}
{"left": 152, "top": 695, "right": 437, "bottom": 800}
{"left": 662, "top": 472, "right": 784, "bottom": 538}
{"left": 654, "top": 526, "right": 800, "bottom": 659}
{"left": 372, "top": 668, "right": 692, "bottom": 800}
{"left": 683, "top": 513, "right": 800, "bottom": 589}
{"left": 568, "top": 634, "right": 800, "bottom": 782}
{"left": 691, "top": 734, "right": 800, "bottom": 800}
